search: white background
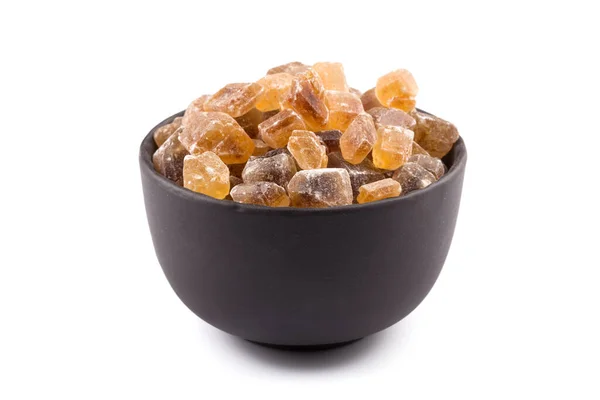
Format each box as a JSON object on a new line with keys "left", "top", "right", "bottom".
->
{"left": 1, "top": 1, "right": 599, "bottom": 399}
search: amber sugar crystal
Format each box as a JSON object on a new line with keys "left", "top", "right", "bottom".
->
{"left": 234, "top": 108, "right": 265, "bottom": 138}
{"left": 182, "top": 95, "right": 210, "bottom": 127}
{"left": 255, "top": 73, "right": 294, "bottom": 112}
{"left": 153, "top": 116, "right": 182, "bottom": 147}
{"left": 242, "top": 151, "right": 297, "bottom": 187}
{"left": 313, "top": 62, "right": 349, "bottom": 92}
{"left": 360, "top": 88, "right": 383, "bottom": 111}
{"left": 267, "top": 61, "right": 310, "bottom": 76}
{"left": 328, "top": 152, "right": 385, "bottom": 199}
{"left": 324, "top": 91, "right": 364, "bottom": 132}
{"left": 392, "top": 162, "right": 437, "bottom": 194}
{"left": 375, "top": 69, "right": 418, "bottom": 112}
{"left": 339, "top": 112, "right": 377, "bottom": 164}
{"left": 410, "top": 110, "right": 459, "bottom": 158}
{"left": 372, "top": 125, "right": 414, "bottom": 170}
{"left": 230, "top": 182, "right": 290, "bottom": 207}
{"left": 368, "top": 107, "right": 416, "bottom": 130}
{"left": 204, "top": 83, "right": 263, "bottom": 118}
{"left": 258, "top": 109, "right": 306, "bottom": 148}
{"left": 287, "top": 130, "right": 328, "bottom": 170}
{"left": 357, "top": 178, "right": 401, "bottom": 204}
{"left": 153, "top": 127, "right": 189, "bottom": 186}
{"left": 281, "top": 69, "right": 329, "bottom": 131}
{"left": 179, "top": 111, "right": 254, "bottom": 164}
{"left": 251, "top": 139, "right": 270, "bottom": 156}
{"left": 409, "top": 154, "right": 445, "bottom": 179}
{"left": 287, "top": 168, "right": 353, "bottom": 208}
{"left": 183, "top": 151, "right": 230, "bottom": 199}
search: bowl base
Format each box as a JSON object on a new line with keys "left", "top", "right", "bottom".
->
{"left": 247, "top": 338, "right": 363, "bottom": 351}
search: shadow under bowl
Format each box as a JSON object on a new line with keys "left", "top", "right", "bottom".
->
{"left": 140, "top": 110, "right": 467, "bottom": 349}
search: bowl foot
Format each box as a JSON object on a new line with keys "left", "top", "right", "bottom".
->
{"left": 246, "top": 338, "right": 363, "bottom": 351}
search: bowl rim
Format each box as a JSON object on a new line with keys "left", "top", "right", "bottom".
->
{"left": 140, "top": 110, "right": 467, "bottom": 215}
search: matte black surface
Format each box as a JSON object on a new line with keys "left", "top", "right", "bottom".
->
{"left": 140, "top": 110, "right": 467, "bottom": 347}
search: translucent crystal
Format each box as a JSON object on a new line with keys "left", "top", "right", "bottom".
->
{"left": 242, "top": 151, "right": 297, "bottom": 187}
{"left": 392, "top": 162, "right": 436, "bottom": 194}
{"left": 258, "top": 109, "right": 306, "bottom": 148}
{"left": 360, "top": 88, "right": 382, "bottom": 111}
{"left": 372, "top": 125, "right": 414, "bottom": 170}
{"left": 230, "top": 182, "right": 290, "bottom": 207}
{"left": 367, "top": 107, "right": 416, "bottom": 130}
{"left": 287, "top": 130, "right": 328, "bottom": 170}
{"left": 152, "top": 128, "right": 189, "bottom": 186}
{"left": 183, "top": 152, "right": 230, "bottom": 199}
{"left": 408, "top": 154, "right": 445, "bottom": 179}
{"left": 316, "top": 130, "right": 342, "bottom": 153}
{"left": 410, "top": 110, "right": 459, "bottom": 158}
{"left": 154, "top": 117, "right": 182, "bottom": 147}
{"left": 349, "top": 87, "right": 362, "bottom": 97}
{"left": 287, "top": 168, "right": 353, "bottom": 208}
{"left": 255, "top": 73, "right": 294, "bottom": 112}
{"left": 375, "top": 69, "right": 418, "bottom": 112}
{"left": 324, "top": 91, "right": 364, "bottom": 131}
{"left": 357, "top": 178, "right": 402, "bottom": 204}
{"left": 412, "top": 141, "right": 430, "bottom": 156}
{"left": 280, "top": 70, "right": 329, "bottom": 131}
{"left": 313, "top": 62, "right": 349, "bottom": 92}
{"left": 267, "top": 61, "right": 310, "bottom": 76}
{"left": 252, "top": 139, "right": 270, "bottom": 156}
{"left": 339, "top": 112, "right": 377, "bottom": 164}
{"left": 234, "top": 108, "right": 265, "bottom": 138}
{"left": 204, "top": 83, "right": 263, "bottom": 118}
{"left": 179, "top": 111, "right": 254, "bottom": 164}
{"left": 328, "top": 152, "right": 386, "bottom": 198}
{"left": 182, "top": 95, "right": 210, "bottom": 127}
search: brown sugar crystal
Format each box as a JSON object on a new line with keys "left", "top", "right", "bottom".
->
{"left": 313, "top": 62, "right": 349, "bottom": 92}
{"left": 375, "top": 69, "right": 418, "bottom": 112}
{"left": 242, "top": 151, "right": 297, "bottom": 187}
{"left": 360, "top": 88, "right": 383, "bottom": 111}
{"left": 280, "top": 70, "right": 329, "bottom": 131}
{"left": 251, "top": 139, "right": 270, "bottom": 156}
{"left": 357, "top": 178, "right": 401, "bottom": 204}
{"left": 287, "top": 130, "right": 328, "bottom": 170}
{"left": 339, "top": 112, "right": 377, "bottom": 164}
{"left": 234, "top": 108, "right": 265, "bottom": 138}
{"left": 182, "top": 95, "right": 210, "bottom": 127}
{"left": 316, "top": 130, "right": 342, "bottom": 154}
{"left": 328, "top": 152, "right": 386, "bottom": 199}
{"left": 230, "top": 182, "right": 290, "bottom": 207}
{"left": 255, "top": 73, "right": 294, "bottom": 112}
{"left": 367, "top": 107, "right": 416, "bottom": 130}
{"left": 392, "top": 162, "right": 437, "bottom": 194}
{"left": 258, "top": 109, "right": 306, "bottom": 148}
{"left": 408, "top": 154, "right": 445, "bottom": 179}
{"left": 372, "top": 125, "right": 414, "bottom": 170}
{"left": 267, "top": 61, "right": 310, "bottom": 76}
{"left": 410, "top": 110, "right": 459, "bottom": 158}
{"left": 287, "top": 168, "right": 353, "bottom": 208}
{"left": 153, "top": 117, "right": 182, "bottom": 147}
{"left": 324, "top": 91, "right": 364, "bottom": 132}
{"left": 179, "top": 111, "right": 254, "bottom": 164}
{"left": 153, "top": 127, "right": 189, "bottom": 186}
{"left": 183, "top": 151, "right": 230, "bottom": 199}
{"left": 204, "top": 83, "right": 263, "bottom": 118}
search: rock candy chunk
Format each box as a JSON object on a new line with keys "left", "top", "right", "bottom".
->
{"left": 264, "top": 147, "right": 292, "bottom": 158}
{"left": 324, "top": 91, "right": 364, "bottom": 131}
{"left": 287, "top": 130, "right": 328, "bottom": 170}
{"left": 313, "top": 62, "right": 349, "bottom": 92}
{"left": 255, "top": 73, "right": 294, "bottom": 112}
{"left": 412, "top": 141, "right": 430, "bottom": 156}
{"left": 357, "top": 178, "right": 402, "bottom": 204}
{"left": 360, "top": 88, "right": 383, "bottom": 111}
{"left": 204, "top": 83, "right": 263, "bottom": 118}
{"left": 230, "top": 182, "right": 290, "bottom": 207}
{"left": 328, "top": 152, "right": 386, "bottom": 199}
{"left": 182, "top": 95, "right": 210, "bottom": 126}
{"left": 252, "top": 139, "right": 270, "bottom": 156}
{"left": 183, "top": 152, "right": 230, "bottom": 199}
{"left": 375, "top": 69, "right": 418, "bottom": 112}
{"left": 408, "top": 154, "right": 445, "bottom": 179}
{"left": 242, "top": 152, "right": 297, "bottom": 187}
{"left": 267, "top": 61, "right": 310, "bottom": 76}
{"left": 392, "top": 162, "right": 436, "bottom": 194}
{"left": 372, "top": 125, "right": 414, "bottom": 170}
{"left": 230, "top": 175, "right": 243, "bottom": 188}
{"left": 410, "top": 110, "right": 459, "bottom": 158}
{"left": 368, "top": 107, "right": 416, "bottom": 130}
{"left": 339, "top": 112, "right": 377, "bottom": 164}
{"left": 179, "top": 111, "right": 254, "bottom": 164}
{"left": 316, "top": 130, "right": 342, "bottom": 153}
{"left": 287, "top": 168, "right": 353, "bottom": 208}
{"left": 349, "top": 87, "right": 362, "bottom": 97}
{"left": 154, "top": 117, "right": 183, "bottom": 147}
{"left": 152, "top": 128, "right": 189, "bottom": 186}
{"left": 281, "top": 70, "right": 329, "bottom": 131}
{"left": 234, "top": 108, "right": 265, "bottom": 138}
{"left": 258, "top": 109, "right": 306, "bottom": 148}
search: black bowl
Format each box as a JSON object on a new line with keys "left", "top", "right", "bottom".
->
{"left": 140, "top": 110, "right": 467, "bottom": 349}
